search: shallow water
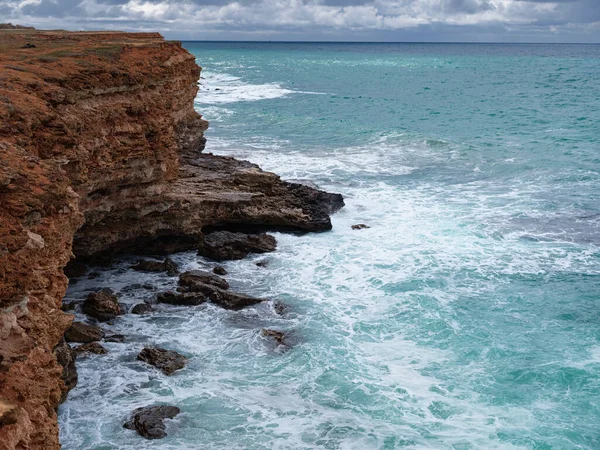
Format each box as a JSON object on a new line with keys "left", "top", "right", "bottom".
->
{"left": 60, "top": 43, "right": 600, "bottom": 449}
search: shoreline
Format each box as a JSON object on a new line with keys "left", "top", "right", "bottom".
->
{"left": 0, "top": 29, "right": 342, "bottom": 449}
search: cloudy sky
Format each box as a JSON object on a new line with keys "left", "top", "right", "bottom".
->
{"left": 1, "top": 0, "right": 599, "bottom": 42}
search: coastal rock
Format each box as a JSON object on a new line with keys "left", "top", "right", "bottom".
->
{"left": 179, "top": 270, "right": 229, "bottom": 290}
{"left": 137, "top": 347, "right": 187, "bottom": 375}
{"left": 82, "top": 289, "right": 124, "bottom": 322}
{"left": 63, "top": 260, "right": 87, "bottom": 279}
{"left": 104, "top": 334, "right": 126, "bottom": 343}
{"left": 64, "top": 322, "right": 105, "bottom": 343}
{"left": 0, "top": 29, "right": 342, "bottom": 449}
{"left": 198, "top": 231, "right": 276, "bottom": 261}
{"left": 351, "top": 224, "right": 370, "bottom": 230}
{"left": 123, "top": 405, "right": 180, "bottom": 440}
{"left": 131, "top": 303, "right": 153, "bottom": 315}
{"left": 0, "top": 401, "right": 19, "bottom": 428}
{"left": 53, "top": 339, "right": 78, "bottom": 403}
{"left": 213, "top": 266, "right": 227, "bottom": 275}
{"left": 74, "top": 342, "right": 107, "bottom": 355}
{"left": 131, "top": 258, "right": 179, "bottom": 276}
{"left": 178, "top": 272, "right": 264, "bottom": 310}
{"left": 261, "top": 329, "right": 286, "bottom": 346}
{"left": 157, "top": 291, "right": 207, "bottom": 306}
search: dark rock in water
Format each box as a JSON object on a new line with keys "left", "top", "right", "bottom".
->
{"left": 123, "top": 405, "right": 180, "bottom": 440}
{"left": 82, "top": 289, "right": 124, "bottom": 321}
{"left": 131, "top": 258, "right": 179, "bottom": 276}
{"left": 157, "top": 291, "right": 207, "bottom": 306}
{"left": 104, "top": 334, "right": 126, "bottom": 343}
{"left": 137, "top": 347, "right": 187, "bottom": 375}
{"left": 64, "top": 321, "right": 105, "bottom": 343}
{"left": 131, "top": 303, "right": 153, "bottom": 314}
{"left": 179, "top": 270, "right": 229, "bottom": 290}
{"left": 87, "top": 271, "right": 101, "bottom": 279}
{"left": 213, "top": 265, "right": 227, "bottom": 275}
{"left": 273, "top": 301, "right": 286, "bottom": 315}
{"left": 64, "top": 260, "right": 87, "bottom": 278}
{"left": 53, "top": 338, "right": 77, "bottom": 403}
{"left": 178, "top": 271, "right": 263, "bottom": 310}
{"left": 198, "top": 231, "right": 276, "bottom": 261}
{"left": 351, "top": 223, "right": 370, "bottom": 230}
{"left": 256, "top": 259, "right": 268, "bottom": 268}
{"left": 74, "top": 342, "right": 107, "bottom": 355}
{"left": 261, "top": 329, "right": 286, "bottom": 346}
{"left": 61, "top": 301, "right": 77, "bottom": 312}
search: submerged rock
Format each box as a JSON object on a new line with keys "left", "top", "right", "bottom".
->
{"left": 255, "top": 259, "right": 269, "bottom": 268}
{"left": 178, "top": 271, "right": 263, "bottom": 310}
{"left": 131, "top": 258, "right": 179, "bottom": 276}
{"left": 351, "top": 223, "right": 370, "bottom": 230}
{"left": 104, "top": 334, "right": 126, "bottom": 343}
{"left": 74, "top": 342, "right": 107, "bottom": 355}
{"left": 198, "top": 231, "right": 276, "bottom": 261}
{"left": 179, "top": 270, "right": 229, "bottom": 290}
{"left": 261, "top": 329, "right": 286, "bottom": 346}
{"left": 64, "top": 321, "right": 105, "bottom": 343}
{"left": 82, "top": 289, "right": 124, "bottom": 321}
{"left": 212, "top": 265, "right": 227, "bottom": 275}
{"left": 131, "top": 303, "right": 153, "bottom": 315}
{"left": 137, "top": 347, "right": 187, "bottom": 375}
{"left": 53, "top": 339, "right": 77, "bottom": 403}
{"left": 123, "top": 405, "right": 180, "bottom": 439}
{"left": 156, "top": 291, "right": 207, "bottom": 306}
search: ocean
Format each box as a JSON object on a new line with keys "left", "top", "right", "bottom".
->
{"left": 59, "top": 42, "right": 600, "bottom": 449}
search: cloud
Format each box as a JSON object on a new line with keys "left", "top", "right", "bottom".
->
{"left": 1, "top": 0, "right": 599, "bottom": 41}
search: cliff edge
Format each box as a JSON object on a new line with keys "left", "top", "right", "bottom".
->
{"left": 0, "top": 30, "right": 342, "bottom": 449}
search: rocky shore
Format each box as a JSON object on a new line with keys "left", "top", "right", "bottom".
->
{"left": 0, "top": 29, "right": 342, "bottom": 449}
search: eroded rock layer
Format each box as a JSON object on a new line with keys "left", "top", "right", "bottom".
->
{"left": 0, "top": 30, "right": 342, "bottom": 449}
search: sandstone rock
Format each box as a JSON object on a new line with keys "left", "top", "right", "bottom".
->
{"left": 137, "top": 347, "right": 187, "bottom": 375}
{"left": 261, "top": 329, "right": 286, "bottom": 346}
{"left": 123, "top": 405, "right": 180, "bottom": 440}
{"left": 131, "top": 303, "right": 153, "bottom": 315}
{"left": 179, "top": 270, "right": 229, "bottom": 290}
{"left": 198, "top": 231, "right": 276, "bottom": 261}
{"left": 74, "top": 342, "right": 107, "bottom": 355}
{"left": 351, "top": 223, "right": 370, "bottom": 230}
{"left": 82, "top": 289, "right": 124, "bottom": 321}
{"left": 156, "top": 291, "right": 207, "bottom": 306}
{"left": 212, "top": 266, "right": 227, "bottom": 275}
{"left": 53, "top": 339, "right": 77, "bottom": 403}
{"left": 0, "top": 401, "right": 19, "bottom": 428}
{"left": 131, "top": 258, "right": 179, "bottom": 276}
{"left": 64, "top": 321, "right": 105, "bottom": 343}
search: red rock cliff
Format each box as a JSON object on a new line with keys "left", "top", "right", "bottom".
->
{"left": 0, "top": 30, "right": 342, "bottom": 449}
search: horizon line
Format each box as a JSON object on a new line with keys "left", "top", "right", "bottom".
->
{"left": 179, "top": 39, "right": 600, "bottom": 45}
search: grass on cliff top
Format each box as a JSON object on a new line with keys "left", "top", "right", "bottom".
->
{"left": 85, "top": 45, "right": 124, "bottom": 60}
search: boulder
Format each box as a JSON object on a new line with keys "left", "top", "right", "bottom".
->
{"left": 64, "top": 321, "right": 105, "bottom": 343}
{"left": 212, "top": 266, "right": 227, "bottom": 275}
{"left": 178, "top": 271, "right": 263, "bottom": 310}
{"left": 131, "top": 258, "right": 179, "bottom": 276}
{"left": 156, "top": 291, "right": 207, "bottom": 306}
{"left": 351, "top": 223, "right": 370, "bottom": 230}
{"left": 82, "top": 289, "right": 124, "bottom": 321}
{"left": 131, "top": 303, "right": 153, "bottom": 315}
{"left": 137, "top": 347, "right": 187, "bottom": 375}
{"left": 198, "top": 231, "right": 276, "bottom": 261}
{"left": 179, "top": 270, "right": 229, "bottom": 290}
{"left": 53, "top": 339, "right": 77, "bottom": 403}
{"left": 74, "top": 342, "right": 107, "bottom": 355}
{"left": 123, "top": 405, "right": 180, "bottom": 439}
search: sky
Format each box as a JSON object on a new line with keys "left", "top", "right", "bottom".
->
{"left": 1, "top": 0, "right": 599, "bottom": 42}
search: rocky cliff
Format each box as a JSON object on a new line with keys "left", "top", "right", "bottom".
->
{"left": 0, "top": 30, "right": 342, "bottom": 449}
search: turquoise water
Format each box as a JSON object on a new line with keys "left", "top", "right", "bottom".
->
{"left": 59, "top": 43, "right": 600, "bottom": 449}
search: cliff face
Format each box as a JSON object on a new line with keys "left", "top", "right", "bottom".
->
{"left": 0, "top": 31, "right": 342, "bottom": 449}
